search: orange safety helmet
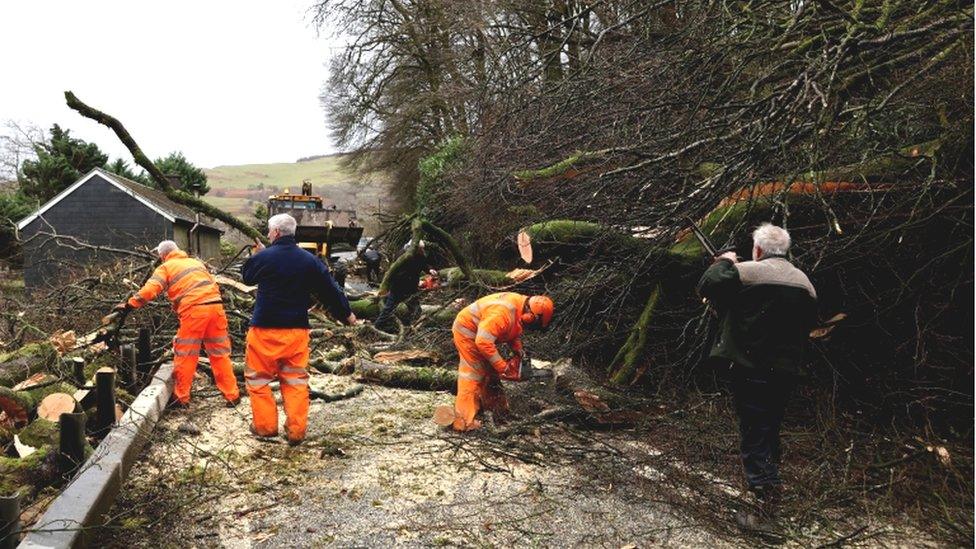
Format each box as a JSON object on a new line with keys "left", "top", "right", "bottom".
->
{"left": 522, "top": 295, "right": 554, "bottom": 328}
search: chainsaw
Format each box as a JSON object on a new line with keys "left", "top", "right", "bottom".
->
{"left": 503, "top": 350, "right": 553, "bottom": 381}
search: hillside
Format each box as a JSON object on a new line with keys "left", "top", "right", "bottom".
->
{"left": 202, "top": 154, "right": 391, "bottom": 234}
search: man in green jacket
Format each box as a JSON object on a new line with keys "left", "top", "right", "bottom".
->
{"left": 697, "top": 223, "right": 817, "bottom": 529}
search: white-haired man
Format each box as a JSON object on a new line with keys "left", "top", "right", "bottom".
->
{"left": 697, "top": 223, "right": 817, "bottom": 530}
{"left": 116, "top": 240, "right": 239, "bottom": 407}
{"left": 242, "top": 214, "right": 356, "bottom": 445}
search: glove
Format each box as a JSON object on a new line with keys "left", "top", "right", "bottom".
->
{"left": 499, "top": 355, "right": 523, "bottom": 381}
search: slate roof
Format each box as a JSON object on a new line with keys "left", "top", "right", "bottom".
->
{"left": 17, "top": 168, "right": 222, "bottom": 232}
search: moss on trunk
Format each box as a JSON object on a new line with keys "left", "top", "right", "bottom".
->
{"left": 353, "top": 359, "right": 457, "bottom": 392}
{"left": 0, "top": 447, "right": 56, "bottom": 496}
{"left": 18, "top": 418, "right": 59, "bottom": 448}
{"left": 0, "top": 342, "right": 58, "bottom": 388}
{"left": 438, "top": 267, "right": 511, "bottom": 287}
{"left": 349, "top": 299, "right": 408, "bottom": 320}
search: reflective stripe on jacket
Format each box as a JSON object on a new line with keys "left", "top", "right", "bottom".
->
{"left": 452, "top": 292, "right": 527, "bottom": 373}
{"left": 128, "top": 250, "right": 221, "bottom": 315}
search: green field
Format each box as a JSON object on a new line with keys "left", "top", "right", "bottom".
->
{"left": 202, "top": 154, "right": 393, "bottom": 234}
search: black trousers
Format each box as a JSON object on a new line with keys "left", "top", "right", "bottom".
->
{"left": 374, "top": 289, "right": 421, "bottom": 330}
{"left": 730, "top": 370, "right": 793, "bottom": 490}
{"left": 365, "top": 260, "right": 382, "bottom": 283}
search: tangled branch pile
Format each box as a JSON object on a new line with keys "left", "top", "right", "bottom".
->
{"left": 323, "top": 0, "right": 973, "bottom": 422}
{"left": 321, "top": 0, "right": 972, "bottom": 540}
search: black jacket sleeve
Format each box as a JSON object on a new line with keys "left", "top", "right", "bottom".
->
{"left": 312, "top": 260, "right": 352, "bottom": 321}
{"left": 697, "top": 259, "right": 741, "bottom": 309}
{"left": 241, "top": 253, "right": 262, "bottom": 285}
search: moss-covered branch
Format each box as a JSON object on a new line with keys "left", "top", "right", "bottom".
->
{"left": 513, "top": 149, "right": 615, "bottom": 183}
{"left": 64, "top": 91, "right": 267, "bottom": 243}
{"left": 349, "top": 298, "right": 408, "bottom": 320}
{"left": 438, "top": 267, "right": 511, "bottom": 287}
{"left": 521, "top": 220, "right": 651, "bottom": 263}
{"left": 353, "top": 359, "right": 457, "bottom": 392}
{"left": 419, "top": 219, "right": 472, "bottom": 278}
{"left": 607, "top": 284, "right": 662, "bottom": 386}
{"left": 379, "top": 216, "right": 473, "bottom": 293}
{"left": 0, "top": 342, "right": 58, "bottom": 388}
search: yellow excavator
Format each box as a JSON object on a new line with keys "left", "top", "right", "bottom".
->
{"left": 267, "top": 179, "right": 363, "bottom": 259}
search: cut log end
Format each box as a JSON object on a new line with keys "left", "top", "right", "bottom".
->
{"left": 433, "top": 405, "right": 457, "bottom": 427}
{"left": 517, "top": 230, "right": 533, "bottom": 264}
{"left": 37, "top": 393, "right": 78, "bottom": 422}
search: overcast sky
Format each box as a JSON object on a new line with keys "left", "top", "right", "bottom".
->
{"left": 0, "top": 0, "right": 342, "bottom": 168}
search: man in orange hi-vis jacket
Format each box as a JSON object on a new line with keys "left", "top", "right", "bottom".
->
{"left": 448, "top": 292, "right": 554, "bottom": 431}
{"left": 116, "top": 240, "right": 239, "bottom": 407}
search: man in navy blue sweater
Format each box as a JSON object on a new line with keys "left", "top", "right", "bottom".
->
{"left": 242, "top": 214, "right": 356, "bottom": 445}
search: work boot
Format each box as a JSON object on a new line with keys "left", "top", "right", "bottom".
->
{"left": 225, "top": 396, "right": 241, "bottom": 408}
{"left": 735, "top": 485, "right": 783, "bottom": 537}
{"left": 281, "top": 432, "right": 304, "bottom": 447}
{"left": 249, "top": 424, "right": 278, "bottom": 441}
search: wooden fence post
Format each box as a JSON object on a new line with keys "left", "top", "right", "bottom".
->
{"left": 58, "top": 412, "right": 87, "bottom": 475}
{"left": 95, "top": 367, "right": 116, "bottom": 436}
{"left": 0, "top": 492, "right": 19, "bottom": 549}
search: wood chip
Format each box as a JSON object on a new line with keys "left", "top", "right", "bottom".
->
{"left": 73, "top": 389, "right": 93, "bottom": 408}
{"left": 517, "top": 229, "right": 533, "bottom": 264}
{"left": 14, "top": 434, "right": 37, "bottom": 458}
{"left": 433, "top": 405, "right": 456, "bottom": 427}
{"left": 12, "top": 373, "right": 50, "bottom": 391}
{"left": 573, "top": 390, "right": 611, "bottom": 413}
{"left": 49, "top": 330, "right": 77, "bottom": 353}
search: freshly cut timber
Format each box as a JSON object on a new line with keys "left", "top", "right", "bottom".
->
{"left": 0, "top": 382, "right": 78, "bottom": 428}
{"left": 372, "top": 350, "right": 441, "bottom": 366}
{"left": 432, "top": 405, "right": 456, "bottom": 427}
{"left": 36, "top": 393, "right": 79, "bottom": 422}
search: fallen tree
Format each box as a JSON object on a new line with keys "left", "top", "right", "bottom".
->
{"left": 379, "top": 216, "right": 472, "bottom": 294}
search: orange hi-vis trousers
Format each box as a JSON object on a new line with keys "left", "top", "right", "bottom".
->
{"left": 244, "top": 327, "right": 311, "bottom": 442}
{"left": 451, "top": 330, "right": 509, "bottom": 431}
{"left": 172, "top": 304, "right": 239, "bottom": 404}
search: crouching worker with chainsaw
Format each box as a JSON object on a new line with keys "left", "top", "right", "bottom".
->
{"left": 436, "top": 292, "right": 554, "bottom": 431}
{"left": 116, "top": 240, "right": 239, "bottom": 407}
{"left": 242, "top": 214, "right": 357, "bottom": 445}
